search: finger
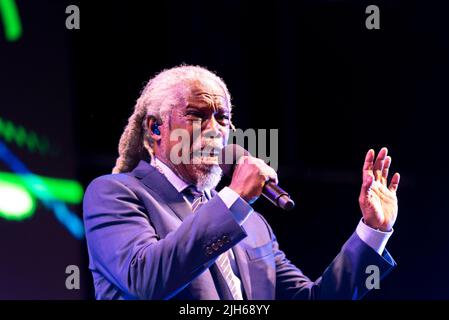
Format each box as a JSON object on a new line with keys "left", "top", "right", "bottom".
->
{"left": 238, "top": 155, "right": 251, "bottom": 164}
{"left": 381, "top": 156, "right": 391, "bottom": 186}
{"left": 363, "top": 149, "right": 375, "bottom": 179}
{"left": 361, "top": 174, "right": 374, "bottom": 196}
{"left": 266, "top": 174, "right": 278, "bottom": 184}
{"left": 388, "top": 172, "right": 400, "bottom": 193}
{"left": 269, "top": 174, "right": 279, "bottom": 185}
{"left": 267, "top": 167, "right": 278, "bottom": 184}
{"left": 260, "top": 167, "right": 278, "bottom": 184}
{"left": 373, "top": 147, "right": 388, "bottom": 180}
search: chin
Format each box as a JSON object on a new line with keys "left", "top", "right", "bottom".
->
{"left": 190, "top": 163, "right": 222, "bottom": 191}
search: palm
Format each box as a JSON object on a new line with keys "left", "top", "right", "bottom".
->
{"left": 359, "top": 148, "right": 400, "bottom": 232}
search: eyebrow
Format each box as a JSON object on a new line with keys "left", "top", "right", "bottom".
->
{"left": 185, "top": 104, "right": 229, "bottom": 114}
{"left": 194, "top": 91, "right": 225, "bottom": 99}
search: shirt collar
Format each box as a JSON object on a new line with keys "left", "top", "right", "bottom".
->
{"left": 151, "top": 157, "right": 211, "bottom": 199}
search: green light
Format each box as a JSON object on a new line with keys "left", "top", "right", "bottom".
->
{"left": 0, "top": 117, "right": 51, "bottom": 155}
{"left": 0, "top": 172, "right": 84, "bottom": 204}
{"left": 0, "top": 179, "right": 35, "bottom": 220}
{"left": 0, "top": 0, "right": 22, "bottom": 42}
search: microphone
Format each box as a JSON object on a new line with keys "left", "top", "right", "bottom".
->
{"left": 219, "top": 144, "right": 295, "bottom": 211}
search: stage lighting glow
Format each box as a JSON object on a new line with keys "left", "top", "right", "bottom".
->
{"left": 0, "top": 179, "right": 35, "bottom": 220}
{"left": 0, "top": 140, "right": 85, "bottom": 239}
{"left": 0, "top": 0, "right": 22, "bottom": 42}
{"left": 0, "top": 117, "right": 50, "bottom": 155}
{"left": 0, "top": 172, "right": 83, "bottom": 204}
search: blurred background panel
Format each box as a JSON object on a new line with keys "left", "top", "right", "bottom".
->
{"left": 0, "top": 0, "right": 85, "bottom": 299}
{"left": 1, "top": 0, "right": 448, "bottom": 299}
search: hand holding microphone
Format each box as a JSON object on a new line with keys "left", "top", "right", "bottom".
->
{"left": 219, "top": 144, "right": 295, "bottom": 211}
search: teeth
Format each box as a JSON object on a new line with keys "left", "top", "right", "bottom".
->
{"left": 201, "top": 154, "right": 218, "bottom": 157}
{"left": 193, "top": 146, "right": 221, "bottom": 158}
{"left": 200, "top": 150, "right": 220, "bottom": 156}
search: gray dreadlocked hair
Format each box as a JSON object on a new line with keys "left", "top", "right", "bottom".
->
{"left": 112, "top": 65, "right": 234, "bottom": 174}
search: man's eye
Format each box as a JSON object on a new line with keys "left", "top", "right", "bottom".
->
{"left": 186, "top": 111, "right": 202, "bottom": 118}
{"left": 216, "top": 114, "right": 230, "bottom": 120}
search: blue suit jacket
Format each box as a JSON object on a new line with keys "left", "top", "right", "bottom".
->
{"left": 83, "top": 160, "right": 396, "bottom": 300}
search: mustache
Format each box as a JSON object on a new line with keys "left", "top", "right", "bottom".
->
{"left": 191, "top": 139, "right": 224, "bottom": 157}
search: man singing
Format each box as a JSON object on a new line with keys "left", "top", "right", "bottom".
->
{"left": 83, "top": 65, "right": 400, "bottom": 300}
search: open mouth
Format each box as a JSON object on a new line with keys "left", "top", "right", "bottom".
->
{"left": 204, "top": 149, "right": 220, "bottom": 157}
{"left": 190, "top": 147, "right": 221, "bottom": 165}
{"left": 192, "top": 146, "right": 221, "bottom": 157}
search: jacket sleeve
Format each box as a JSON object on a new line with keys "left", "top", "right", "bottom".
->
{"left": 258, "top": 216, "right": 396, "bottom": 300}
{"left": 83, "top": 175, "right": 251, "bottom": 299}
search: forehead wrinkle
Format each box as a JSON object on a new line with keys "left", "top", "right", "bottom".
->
{"left": 189, "top": 92, "right": 227, "bottom": 113}
{"left": 186, "top": 78, "right": 229, "bottom": 112}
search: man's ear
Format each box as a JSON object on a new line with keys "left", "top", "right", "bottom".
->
{"left": 147, "top": 116, "right": 162, "bottom": 141}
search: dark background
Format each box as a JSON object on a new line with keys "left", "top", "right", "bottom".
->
{"left": 1, "top": 0, "right": 448, "bottom": 299}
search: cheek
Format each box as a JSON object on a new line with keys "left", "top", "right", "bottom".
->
{"left": 222, "top": 128, "right": 230, "bottom": 144}
{"left": 166, "top": 116, "right": 193, "bottom": 141}
{"left": 168, "top": 125, "right": 195, "bottom": 153}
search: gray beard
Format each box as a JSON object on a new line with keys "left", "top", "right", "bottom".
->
{"left": 190, "top": 164, "right": 223, "bottom": 192}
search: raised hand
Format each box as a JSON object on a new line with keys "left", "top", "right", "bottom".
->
{"left": 359, "top": 147, "right": 400, "bottom": 232}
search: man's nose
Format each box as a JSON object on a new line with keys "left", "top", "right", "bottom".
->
{"left": 204, "top": 116, "right": 221, "bottom": 136}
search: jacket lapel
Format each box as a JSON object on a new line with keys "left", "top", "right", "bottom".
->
{"left": 131, "top": 160, "right": 193, "bottom": 222}
{"left": 133, "top": 162, "right": 253, "bottom": 300}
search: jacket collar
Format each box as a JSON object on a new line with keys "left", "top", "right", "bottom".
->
{"left": 130, "top": 160, "right": 252, "bottom": 299}
{"left": 131, "top": 160, "right": 193, "bottom": 221}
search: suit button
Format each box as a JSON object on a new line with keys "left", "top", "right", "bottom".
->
{"left": 222, "top": 235, "right": 230, "bottom": 243}
{"left": 217, "top": 239, "right": 223, "bottom": 247}
{"left": 205, "top": 246, "right": 213, "bottom": 255}
{"left": 211, "top": 243, "right": 219, "bottom": 251}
